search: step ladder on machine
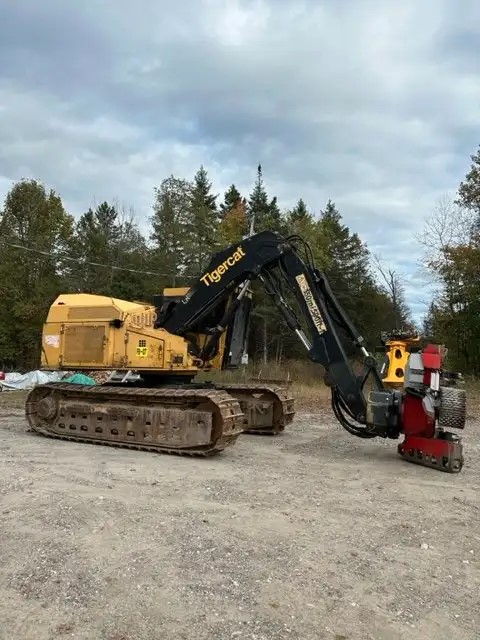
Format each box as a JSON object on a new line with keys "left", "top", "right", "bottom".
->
{"left": 106, "top": 370, "right": 141, "bottom": 384}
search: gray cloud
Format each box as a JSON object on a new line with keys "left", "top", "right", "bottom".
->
{"left": 1, "top": 0, "right": 479, "bottom": 323}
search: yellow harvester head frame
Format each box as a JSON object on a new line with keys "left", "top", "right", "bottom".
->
{"left": 379, "top": 332, "right": 421, "bottom": 387}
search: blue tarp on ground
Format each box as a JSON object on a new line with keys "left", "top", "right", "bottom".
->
{"left": 63, "top": 373, "right": 97, "bottom": 385}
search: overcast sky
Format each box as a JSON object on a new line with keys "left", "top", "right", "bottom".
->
{"left": 1, "top": 0, "right": 479, "bottom": 323}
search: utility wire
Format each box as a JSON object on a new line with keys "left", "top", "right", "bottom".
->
{"left": 0, "top": 240, "right": 199, "bottom": 279}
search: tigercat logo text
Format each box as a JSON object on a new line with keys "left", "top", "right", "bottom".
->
{"left": 200, "top": 247, "right": 246, "bottom": 286}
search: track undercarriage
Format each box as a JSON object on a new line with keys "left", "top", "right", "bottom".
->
{"left": 212, "top": 382, "right": 295, "bottom": 434}
{"left": 25, "top": 381, "right": 295, "bottom": 457}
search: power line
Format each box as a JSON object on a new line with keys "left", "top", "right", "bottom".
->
{"left": 0, "top": 240, "right": 199, "bottom": 279}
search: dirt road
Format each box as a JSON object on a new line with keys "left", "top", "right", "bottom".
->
{"left": 1, "top": 404, "right": 479, "bottom": 640}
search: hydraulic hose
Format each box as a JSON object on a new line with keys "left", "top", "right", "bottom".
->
{"left": 331, "top": 388, "right": 377, "bottom": 439}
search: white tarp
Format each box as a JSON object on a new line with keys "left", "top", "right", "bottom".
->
{"left": 0, "top": 370, "right": 65, "bottom": 391}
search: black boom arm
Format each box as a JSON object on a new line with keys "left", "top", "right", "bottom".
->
{"left": 156, "top": 230, "right": 385, "bottom": 434}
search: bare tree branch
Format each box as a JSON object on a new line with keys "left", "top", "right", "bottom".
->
{"left": 372, "top": 254, "right": 412, "bottom": 328}
{"left": 416, "top": 193, "right": 475, "bottom": 275}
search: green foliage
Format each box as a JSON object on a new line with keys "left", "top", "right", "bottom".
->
{"left": 247, "top": 165, "right": 282, "bottom": 233}
{"left": 423, "top": 239, "right": 480, "bottom": 374}
{"left": 317, "top": 201, "right": 376, "bottom": 332}
{"left": 184, "top": 166, "right": 220, "bottom": 274}
{"left": 0, "top": 169, "right": 415, "bottom": 371}
{"left": 149, "top": 175, "right": 193, "bottom": 288}
{"left": 218, "top": 197, "right": 248, "bottom": 245}
{"left": 288, "top": 198, "right": 309, "bottom": 223}
{"left": 418, "top": 143, "right": 480, "bottom": 374}
{"left": 0, "top": 179, "right": 74, "bottom": 369}
{"left": 457, "top": 145, "right": 480, "bottom": 219}
{"left": 220, "top": 184, "right": 242, "bottom": 216}
{"left": 67, "top": 202, "right": 148, "bottom": 300}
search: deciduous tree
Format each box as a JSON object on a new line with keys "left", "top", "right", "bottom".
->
{"left": 0, "top": 179, "right": 73, "bottom": 368}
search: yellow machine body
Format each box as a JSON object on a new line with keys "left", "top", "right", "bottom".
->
{"left": 41, "top": 293, "right": 200, "bottom": 376}
{"left": 28, "top": 291, "right": 294, "bottom": 457}
{"left": 160, "top": 287, "right": 229, "bottom": 371}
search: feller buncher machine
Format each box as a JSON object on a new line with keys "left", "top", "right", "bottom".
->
{"left": 26, "top": 231, "right": 467, "bottom": 472}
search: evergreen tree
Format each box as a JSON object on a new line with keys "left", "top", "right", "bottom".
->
{"left": 220, "top": 184, "right": 242, "bottom": 217}
{"left": 67, "top": 202, "right": 148, "bottom": 300}
{"left": 247, "top": 164, "right": 281, "bottom": 233}
{"left": 68, "top": 202, "right": 119, "bottom": 293}
{"left": 150, "top": 175, "right": 192, "bottom": 287}
{"left": 456, "top": 144, "right": 480, "bottom": 223}
{"left": 184, "top": 166, "right": 219, "bottom": 274}
{"left": 319, "top": 199, "right": 371, "bottom": 288}
{"left": 110, "top": 211, "right": 149, "bottom": 301}
{"left": 0, "top": 179, "right": 73, "bottom": 369}
{"left": 197, "top": 166, "right": 217, "bottom": 209}
{"left": 245, "top": 165, "right": 285, "bottom": 360}
{"left": 285, "top": 199, "right": 319, "bottom": 248}
{"left": 267, "top": 196, "right": 283, "bottom": 231}
{"left": 247, "top": 164, "right": 269, "bottom": 231}
{"left": 317, "top": 200, "right": 400, "bottom": 349}
{"left": 0, "top": 171, "right": 416, "bottom": 371}
{"left": 288, "top": 198, "right": 309, "bottom": 223}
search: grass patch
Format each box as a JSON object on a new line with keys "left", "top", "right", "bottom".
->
{"left": 0, "top": 360, "right": 477, "bottom": 415}
{"left": 197, "top": 359, "right": 325, "bottom": 385}
{"left": 289, "top": 382, "right": 331, "bottom": 411}
{"left": 197, "top": 360, "right": 332, "bottom": 411}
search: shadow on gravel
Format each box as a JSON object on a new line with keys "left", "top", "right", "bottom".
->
{"left": 281, "top": 433, "right": 400, "bottom": 465}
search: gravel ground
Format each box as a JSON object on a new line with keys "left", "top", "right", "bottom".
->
{"left": 0, "top": 402, "right": 479, "bottom": 640}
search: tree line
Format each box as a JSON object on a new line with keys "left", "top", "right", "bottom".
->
{"left": 0, "top": 165, "right": 413, "bottom": 370}
{"left": 422, "top": 144, "right": 480, "bottom": 376}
